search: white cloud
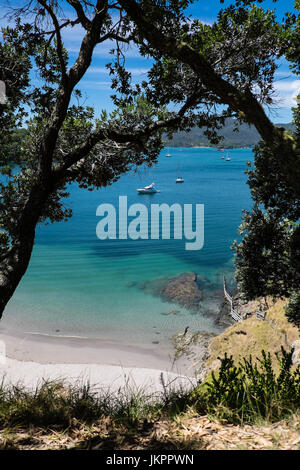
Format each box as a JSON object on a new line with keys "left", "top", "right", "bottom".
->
{"left": 78, "top": 80, "right": 111, "bottom": 90}
{"left": 87, "top": 66, "right": 150, "bottom": 75}
{"left": 272, "top": 79, "right": 300, "bottom": 107}
{"left": 273, "top": 80, "right": 300, "bottom": 92}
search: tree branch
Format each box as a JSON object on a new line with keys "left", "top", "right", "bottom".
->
{"left": 67, "top": 1, "right": 108, "bottom": 87}
{"left": 52, "top": 86, "right": 208, "bottom": 184}
{"left": 37, "top": 0, "right": 67, "bottom": 79}
{"left": 66, "top": 0, "right": 92, "bottom": 30}
{"left": 35, "top": 1, "right": 109, "bottom": 181}
{"left": 97, "top": 32, "right": 132, "bottom": 44}
{"left": 119, "top": 0, "right": 300, "bottom": 197}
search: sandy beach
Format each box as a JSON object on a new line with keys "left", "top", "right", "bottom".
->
{"left": 0, "top": 328, "right": 197, "bottom": 394}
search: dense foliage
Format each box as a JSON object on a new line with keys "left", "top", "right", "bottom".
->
{"left": 234, "top": 103, "right": 300, "bottom": 322}
{"left": 190, "top": 348, "right": 300, "bottom": 423}
{"left": 230, "top": 1, "right": 300, "bottom": 323}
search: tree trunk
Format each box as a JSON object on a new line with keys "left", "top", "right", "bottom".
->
{"left": 0, "top": 183, "right": 50, "bottom": 318}
{"left": 0, "top": 5, "right": 110, "bottom": 319}
{"left": 0, "top": 233, "right": 35, "bottom": 318}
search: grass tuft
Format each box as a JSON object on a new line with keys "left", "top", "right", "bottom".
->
{"left": 0, "top": 348, "right": 300, "bottom": 449}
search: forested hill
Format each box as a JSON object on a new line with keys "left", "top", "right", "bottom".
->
{"left": 165, "top": 118, "right": 294, "bottom": 148}
{"left": 2, "top": 121, "right": 295, "bottom": 165}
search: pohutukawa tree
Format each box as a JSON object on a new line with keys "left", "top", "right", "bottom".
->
{"left": 0, "top": 0, "right": 299, "bottom": 321}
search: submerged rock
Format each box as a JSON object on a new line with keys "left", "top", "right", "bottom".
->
{"left": 125, "top": 281, "right": 137, "bottom": 288}
{"left": 195, "top": 274, "right": 213, "bottom": 290}
{"left": 142, "top": 272, "right": 206, "bottom": 311}
{"left": 137, "top": 272, "right": 232, "bottom": 320}
{"left": 161, "top": 309, "right": 180, "bottom": 316}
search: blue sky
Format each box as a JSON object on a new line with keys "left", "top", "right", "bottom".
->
{"left": 2, "top": 0, "right": 299, "bottom": 122}
{"left": 184, "top": 0, "right": 299, "bottom": 123}
{"left": 62, "top": 0, "right": 298, "bottom": 123}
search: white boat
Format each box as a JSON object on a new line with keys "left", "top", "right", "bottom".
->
{"left": 137, "top": 182, "right": 160, "bottom": 194}
{"left": 165, "top": 148, "right": 172, "bottom": 157}
{"left": 225, "top": 152, "right": 231, "bottom": 161}
{"left": 175, "top": 176, "right": 184, "bottom": 183}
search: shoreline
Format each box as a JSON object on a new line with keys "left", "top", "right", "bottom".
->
{"left": 0, "top": 329, "right": 175, "bottom": 369}
{"left": 0, "top": 329, "right": 198, "bottom": 393}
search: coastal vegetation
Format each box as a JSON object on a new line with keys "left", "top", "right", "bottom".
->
{"left": 1, "top": 299, "right": 300, "bottom": 450}
{"left": 0, "top": 0, "right": 299, "bottom": 321}
{"left": 0, "top": 128, "right": 27, "bottom": 166}
{"left": 207, "top": 299, "right": 299, "bottom": 372}
{"left": 0, "top": 349, "right": 299, "bottom": 450}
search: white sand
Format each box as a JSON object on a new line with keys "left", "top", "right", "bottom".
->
{"left": 0, "top": 329, "right": 197, "bottom": 394}
{"left": 0, "top": 357, "right": 196, "bottom": 394}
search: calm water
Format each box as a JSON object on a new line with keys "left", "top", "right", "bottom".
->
{"left": 2, "top": 148, "right": 253, "bottom": 345}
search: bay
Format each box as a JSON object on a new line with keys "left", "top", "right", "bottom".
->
{"left": 2, "top": 147, "right": 254, "bottom": 348}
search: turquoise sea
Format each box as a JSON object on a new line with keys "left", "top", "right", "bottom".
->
{"left": 2, "top": 148, "right": 254, "bottom": 348}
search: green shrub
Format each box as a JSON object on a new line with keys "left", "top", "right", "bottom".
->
{"left": 1, "top": 349, "right": 300, "bottom": 431}
{"left": 190, "top": 348, "right": 300, "bottom": 424}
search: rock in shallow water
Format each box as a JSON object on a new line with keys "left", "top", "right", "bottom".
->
{"left": 161, "top": 309, "right": 180, "bottom": 316}
{"left": 139, "top": 272, "right": 206, "bottom": 311}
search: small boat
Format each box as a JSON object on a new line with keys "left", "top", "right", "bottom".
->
{"left": 221, "top": 156, "right": 225, "bottom": 159}
{"left": 165, "top": 148, "right": 172, "bottom": 157}
{"left": 137, "top": 182, "right": 160, "bottom": 194}
{"left": 225, "top": 152, "right": 231, "bottom": 161}
{"left": 175, "top": 176, "right": 184, "bottom": 183}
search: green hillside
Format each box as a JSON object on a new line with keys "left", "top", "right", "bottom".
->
{"left": 165, "top": 118, "right": 294, "bottom": 148}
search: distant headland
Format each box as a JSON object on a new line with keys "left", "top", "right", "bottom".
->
{"left": 164, "top": 118, "right": 294, "bottom": 149}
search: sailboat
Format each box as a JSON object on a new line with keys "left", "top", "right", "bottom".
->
{"left": 226, "top": 152, "right": 231, "bottom": 161}
{"left": 137, "top": 182, "right": 161, "bottom": 194}
{"left": 218, "top": 146, "right": 225, "bottom": 158}
{"left": 175, "top": 162, "right": 184, "bottom": 183}
{"left": 165, "top": 147, "right": 172, "bottom": 157}
{"left": 176, "top": 176, "right": 184, "bottom": 183}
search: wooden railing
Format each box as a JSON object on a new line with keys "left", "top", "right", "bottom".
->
{"left": 223, "top": 277, "right": 243, "bottom": 322}
{"left": 256, "top": 310, "right": 266, "bottom": 320}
